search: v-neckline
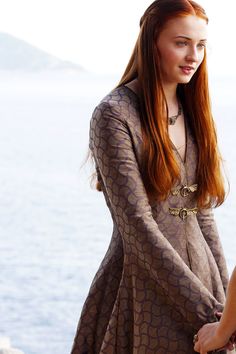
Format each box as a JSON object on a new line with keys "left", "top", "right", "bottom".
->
{"left": 170, "top": 115, "right": 188, "bottom": 165}
{"left": 123, "top": 83, "right": 188, "bottom": 165}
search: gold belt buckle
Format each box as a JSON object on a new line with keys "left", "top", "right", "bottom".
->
{"left": 179, "top": 208, "right": 188, "bottom": 220}
{"left": 169, "top": 207, "right": 198, "bottom": 220}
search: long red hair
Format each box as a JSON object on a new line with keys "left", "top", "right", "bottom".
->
{"left": 94, "top": 0, "right": 225, "bottom": 207}
{"left": 96, "top": 0, "right": 226, "bottom": 208}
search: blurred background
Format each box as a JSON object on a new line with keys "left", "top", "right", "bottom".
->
{"left": 0, "top": 1, "right": 235, "bottom": 353}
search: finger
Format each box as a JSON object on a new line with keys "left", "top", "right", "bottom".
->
{"left": 194, "top": 342, "right": 200, "bottom": 351}
{"left": 215, "top": 311, "right": 222, "bottom": 317}
{"left": 226, "top": 341, "right": 234, "bottom": 350}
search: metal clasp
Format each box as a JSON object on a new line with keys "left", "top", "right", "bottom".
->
{"left": 171, "top": 184, "right": 198, "bottom": 197}
{"left": 169, "top": 207, "right": 198, "bottom": 221}
{"left": 180, "top": 186, "right": 190, "bottom": 197}
{"left": 179, "top": 208, "right": 188, "bottom": 220}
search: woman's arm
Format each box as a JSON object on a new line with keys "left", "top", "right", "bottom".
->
{"left": 90, "top": 101, "right": 224, "bottom": 330}
{"left": 197, "top": 209, "right": 229, "bottom": 292}
{"left": 194, "top": 267, "right": 236, "bottom": 353}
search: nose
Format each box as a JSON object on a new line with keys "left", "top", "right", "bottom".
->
{"left": 186, "top": 46, "right": 199, "bottom": 63}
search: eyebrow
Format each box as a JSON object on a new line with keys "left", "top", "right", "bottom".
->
{"left": 174, "top": 36, "right": 207, "bottom": 42}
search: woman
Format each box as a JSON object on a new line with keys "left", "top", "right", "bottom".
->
{"left": 194, "top": 267, "right": 236, "bottom": 354}
{"left": 71, "top": 0, "right": 229, "bottom": 353}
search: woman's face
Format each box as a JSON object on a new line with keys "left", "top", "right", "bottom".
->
{"left": 156, "top": 15, "right": 208, "bottom": 86}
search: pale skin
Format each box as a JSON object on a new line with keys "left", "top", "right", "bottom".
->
{"left": 126, "top": 14, "right": 207, "bottom": 160}
{"left": 194, "top": 267, "right": 236, "bottom": 354}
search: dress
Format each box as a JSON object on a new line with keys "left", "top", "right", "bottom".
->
{"left": 71, "top": 85, "right": 229, "bottom": 354}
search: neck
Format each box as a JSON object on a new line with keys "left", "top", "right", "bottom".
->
{"left": 162, "top": 83, "right": 179, "bottom": 116}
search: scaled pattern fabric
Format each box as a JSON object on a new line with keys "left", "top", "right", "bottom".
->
{"left": 72, "top": 86, "right": 229, "bottom": 354}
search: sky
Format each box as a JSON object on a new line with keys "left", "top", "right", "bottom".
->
{"left": 0, "top": 0, "right": 235, "bottom": 76}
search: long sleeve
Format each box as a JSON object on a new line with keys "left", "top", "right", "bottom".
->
{"left": 90, "top": 101, "right": 224, "bottom": 331}
{"left": 197, "top": 208, "right": 229, "bottom": 292}
{"left": 217, "top": 267, "right": 236, "bottom": 340}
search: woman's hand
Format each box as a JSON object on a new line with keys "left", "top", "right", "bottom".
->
{"left": 194, "top": 322, "right": 232, "bottom": 354}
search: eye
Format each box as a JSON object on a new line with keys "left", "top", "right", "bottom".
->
{"left": 197, "top": 43, "right": 206, "bottom": 49}
{"left": 176, "top": 41, "right": 188, "bottom": 47}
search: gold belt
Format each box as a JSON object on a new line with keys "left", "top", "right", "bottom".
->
{"left": 169, "top": 207, "right": 198, "bottom": 221}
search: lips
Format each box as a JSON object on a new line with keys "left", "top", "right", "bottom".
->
{"left": 179, "top": 66, "right": 195, "bottom": 74}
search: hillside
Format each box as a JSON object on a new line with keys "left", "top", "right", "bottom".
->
{"left": 0, "top": 32, "right": 83, "bottom": 71}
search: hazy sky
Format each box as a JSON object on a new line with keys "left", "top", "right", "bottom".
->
{"left": 0, "top": 0, "right": 235, "bottom": 75}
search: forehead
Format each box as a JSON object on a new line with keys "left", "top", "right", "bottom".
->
{"left": 160, "top": 15, "right": 208, "bottom": 40}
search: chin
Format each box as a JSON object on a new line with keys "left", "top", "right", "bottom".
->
{"left": 178, "top": 76, "right": 193, "bottom": 84}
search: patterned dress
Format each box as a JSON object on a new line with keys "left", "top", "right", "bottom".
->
{"left": 71, "top": 85, "right": 229, "bottom": 354}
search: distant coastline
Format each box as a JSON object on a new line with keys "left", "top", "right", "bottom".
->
{"left": 0, "top": 32, "right": 83, "bottom": 72}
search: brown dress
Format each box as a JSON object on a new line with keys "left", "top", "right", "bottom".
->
{"left": 71, "top": 85, "right": 229, "bottom": 354}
